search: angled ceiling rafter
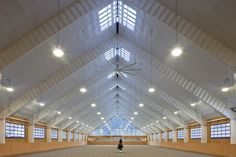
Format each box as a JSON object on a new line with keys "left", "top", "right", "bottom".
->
{"left": 0, "top": 38, "right": 116, "bottom": 119}
{"left": 127, "top": 0, "right": 236, "bottom": 66}
{"left": 0, "top": 0, "right": 107, "bottom": 69}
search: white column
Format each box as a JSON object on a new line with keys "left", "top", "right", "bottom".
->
{"left": 28, "top": 124, "right": 34, "bottom": 143}
{"left": 184, "top": 128, "right": 189, "bottom": 143}
{"left": 165, "top": 130, "right": 168, "bottom": 142}
{"left": 172, "top": 130, "right": 177, "bottom": 142}
{"left": 73, "top": 132, "right": 76, "bottom": 142}
{"left": 231, "top": 114, "right": 236, "bottom": 144}
{"left": 201, "top": 125, "right": 208, "bottom": 143}
{"left": 79, "top": 133, "right": 82, "bottom": 141}
{"left": 58, "top": 129, "right": 62, "bottom": 142}
{"left": 67, "top": 131, "right": 71, "bottom": 142}
{"left": 46, "top": 127, "right": 51, "bottom": 143}
{"left": 159, "top": 132, "right": 162, "bottom": 142}
{"left": 0, "top": 119, "right": 5, "bottom": 144}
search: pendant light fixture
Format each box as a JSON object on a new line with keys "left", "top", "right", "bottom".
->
{"left": 221, "top": 78, "right": 230, "bottom": 92}
{"left": 53, "top": 0, "right": 64, "bottom": 58}
{"left": 80, "top": 29, "right": 87, "bottom": 93}
{"left": 171, "top": 0, "right": 183, "bottom": 57}
{"left": 148, "top": 29, "right": 155, "bottom": 93}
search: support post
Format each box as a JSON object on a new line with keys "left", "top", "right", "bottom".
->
{"left": 58, "top": 129, "right": 62, "bottom": 142}
{"left": 67, "top": 131, "right": 71, "bottom": 142}
{"left": 0, "top": 119, "right": 5, "bottom": 144}
{"left": 231, "top": 114, "right": 236, "bottom": 144}
{"left": 159, "top": 132, "right": 162, "bottom": 142}
{"left": 28, "top": 124, "right": 34, "bottom": 143}
{"left": 172, "top": 130, "right": 177, "bottom": 142}
{"left": 184, "top": 127, "right": 189, "bottom": 143}
{"left": 201, "top": 125, "right": 208, "bottom": 143}
{"left": 165, "top": 130, "right": 168, "bottom": 142}
{"left": 73, "top": 132, "right": 76, "bottom": 142}
{"left": 46, "top": 127, "right": 51, "bottom": 143}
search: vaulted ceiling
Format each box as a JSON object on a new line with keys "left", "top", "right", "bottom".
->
{"left": 0, "top": 0, "right": 236, "bottom": 134}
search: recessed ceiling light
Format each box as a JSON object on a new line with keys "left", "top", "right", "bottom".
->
{"left": 53, "top": 47, "right": 64, "bottom": 57}
{"left": 6, "top": 87, "right": 14, "bottom": 92}
{"left": 174, "top": 111, "right": 178, "bottom": 115}
{"left": 156, "top": 120, "right": 159, "bottom": 123}
{"left": 171, "top": 47, "right": 182, "bottom": 57}
{"left": 190, "top": 103, "right": 196, "bottom": 107}
{"left": 101, "top": 117, "right": 104, "bottom": 120}
{"left": 76, "top": 120, "right": 80, "bottom": 123}
{"left": 68, "top": 117, "right": 72, "bottom": 120}
{"left": 148, "top": 87, "right": 155, "bottom": 93}
{"left": 139, "top": 103, "right": 144, "bottom": 107}
{"left": 39, "top": 103, "right": 45, "bottom": 107}
{"left": 221, "top": 87, "right": 230, "bottom": 92}
{"left": 97, "top": 112, "right": 101, "bottom": 115}
{"left": 80, "top": 87, "right": 87, "bottom": 93}
{"left": 57, "top": 111, "right": 61, "bottom": 115}
{"left": 91, "top": 103, "right": 96, "bottom": 107}
{"left": 131, "top": 117, "right": 134, "bottom": 120}
{"left": 163, "top": 117, "right": 167, "bottom": 120}
{"left": 134, "top": 111, "right": 138, "bottom": 115}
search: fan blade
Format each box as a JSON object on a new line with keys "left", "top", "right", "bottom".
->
{"left": 119, "top": 63, "right": 137, "bottom": 70}
{"left": 122, "top": 68, "right": 142, "bottom": 71}
{"left": 122, "top": 71, "right": 136, "bottom": 75}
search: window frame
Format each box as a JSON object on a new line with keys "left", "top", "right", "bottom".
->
{"left": 51, "top": 129, "right": 58, "bottom": 139}
{"left": 34, "top": 127, "right": 45, "bottom": 139}
{"left": 190, "top": 127, "right": 201, "bottom": 139}
{"left": 5, "top": 122, "right": 25, "bottom": 138}
{"left": 210, "top": 122, "right": 230, "bottom": 139}
{"left": 177, "top": 129, "right": 184, "bottom": 139}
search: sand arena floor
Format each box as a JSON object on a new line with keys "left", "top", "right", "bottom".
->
{"left": 12, "top": 145, "right": 219, "bottom": 157}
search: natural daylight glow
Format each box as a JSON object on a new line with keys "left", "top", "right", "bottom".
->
{"left": 6, "top": 87, "right": 14, "bottom": 92}
{"left": 80, "top": 87, "right": 87, "bottom": 93}
{"left": 98, "top": 1, "right": 137, "bottom": 31}
{"left": 104, "top": 48, "right": 131, "bottom": 62}
{"left": 148, "top": 87, "right": 155, "bottom": 93}
{"left": 171, "top": 47, "right": 182, "bottom": 57}
{"left": 53, "top": 47, "right": 64, "bottom": 57}
{"left": 221, "top": 87, "right": 230, "bottom": 92}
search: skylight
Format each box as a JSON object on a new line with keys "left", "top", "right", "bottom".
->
{"left": 104, "top": 48, "right": 131, "bottom": 61}
{"left": 98, "top": 1, "right": 137, "bottom": 31}
{"left": 98, "top": 4, "right": 112, "bottom": 31}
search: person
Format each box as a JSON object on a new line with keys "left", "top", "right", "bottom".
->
{"left": 117, "top": 138, "right": 123, "bottom": 152}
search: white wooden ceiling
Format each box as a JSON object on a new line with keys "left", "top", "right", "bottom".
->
{"left": 0, "top": 0, "right": 235, "bottom": 133}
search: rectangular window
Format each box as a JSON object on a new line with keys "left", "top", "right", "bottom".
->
{"left": 75, "top": 133, "right": 79, "bottom": 140}
{"left": 161, "top": 132, "right": 166, "bottom": 140}
{"left": 34, "top": 127, "right": 45, "bottom": 139}
{"left": 5, "top": 122, "right": 25, "bottom": 138}
{"left": 190, "top": 127, "right": 201, "bottom": 139}
{"left": 63, "top": 131, "right": 67, "bottom": 140}
{"left": 69, "top": 132, "right": 73, "bottom": 140}
{"left": 51, "top": 129, "right": 58, "bottom": 139}
{"left": 168, "top": 131, "right": 173, "bottom": 139}
{"left": 104, "top": 48, "right": 131, "bottom": 62}
{"left": 177, "top": 130, "right": 184, "bottom": 139}
{"left": 211, "top": 123, "right": 230, "bottom": 138}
